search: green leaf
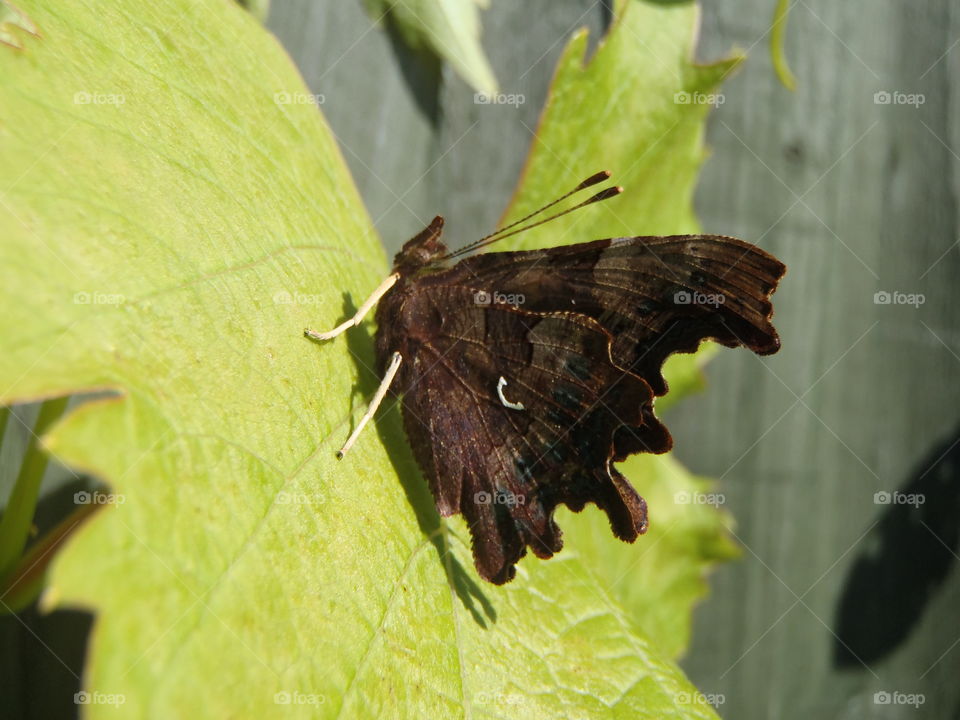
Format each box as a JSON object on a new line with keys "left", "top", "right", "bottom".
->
{"left": 561, "top": 454, "right": 741, "bottom": 660}
{"left": 0, "top": 0, "right": 733, "bottom": 717}
{"left": 362, "top": 0, "right": 498, "bottom": 95}
{"left": 498, "top": 0, "right": 742, "bottom": 660}
{"left": 500, "top": 5, "right": 741, "bottom": 244}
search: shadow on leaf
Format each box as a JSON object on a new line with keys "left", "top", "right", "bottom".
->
{"left": 0, "top": 479, "right": 95, "bottom": 718}
{"left": 336, "top": 293, "right": 496, "bottom": 627}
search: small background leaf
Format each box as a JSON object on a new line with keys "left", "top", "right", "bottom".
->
{"left": 361, "top": 0, "right": 498, "bottom": 95}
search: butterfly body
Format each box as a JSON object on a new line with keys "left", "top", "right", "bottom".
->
{"left": 367, "top": 214, "right": 785, "bottom": 584}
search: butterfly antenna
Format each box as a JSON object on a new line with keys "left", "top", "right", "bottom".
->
{"left": 443, "top": 171, "right": 616, "bottom": 260}
{"left": 445, "top": 182, "right": 622, "bottom": 260}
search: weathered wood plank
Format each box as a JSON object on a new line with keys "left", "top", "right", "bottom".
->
{"left": 684, "top": 3, "right": 960, "bottom": 719}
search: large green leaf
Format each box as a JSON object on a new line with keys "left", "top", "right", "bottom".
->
{"left": 0, "top": 0, "right": 735, "bottom": 717}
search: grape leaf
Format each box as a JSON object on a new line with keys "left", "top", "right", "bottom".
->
{"left": 0, "top": 0, "right": 736, "bottom": 716}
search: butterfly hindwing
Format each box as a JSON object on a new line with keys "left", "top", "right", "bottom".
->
{"left": 388, "top": 287, "right": 664, "bottom": 584}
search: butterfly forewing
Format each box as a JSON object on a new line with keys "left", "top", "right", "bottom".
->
{"left": 434, "top": 235, "right": 784, "bottom": 395}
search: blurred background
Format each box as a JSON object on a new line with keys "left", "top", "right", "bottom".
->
{"left": 3, "top": 1, "right": 958, "bottom": 718}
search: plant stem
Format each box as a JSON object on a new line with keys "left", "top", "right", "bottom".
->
{"left": 0, "top": 406, "right": 9, "bottom": 446}
{"left": 770, "top": 0, "right": 797, "bottom": 90}
{"left": 0, "top": 397, "right": 70, "bottom": 580}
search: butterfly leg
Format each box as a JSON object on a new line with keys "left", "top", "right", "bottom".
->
{"left": 336, "top": 351, "right": 403, "bottom": 459}
{"left": 305, "top": 273, "right": 400, "bottom": 341}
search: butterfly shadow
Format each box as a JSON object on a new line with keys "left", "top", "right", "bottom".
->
{"left": 832, "top": 421, "right": 960, "bottom": 668}
{"left": 337, "top": 293, "right": 497, "bottom": 627}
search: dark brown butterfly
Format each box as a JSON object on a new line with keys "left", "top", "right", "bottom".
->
{"left": 307, "top": 172, "right": 785, "bottom": 584}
